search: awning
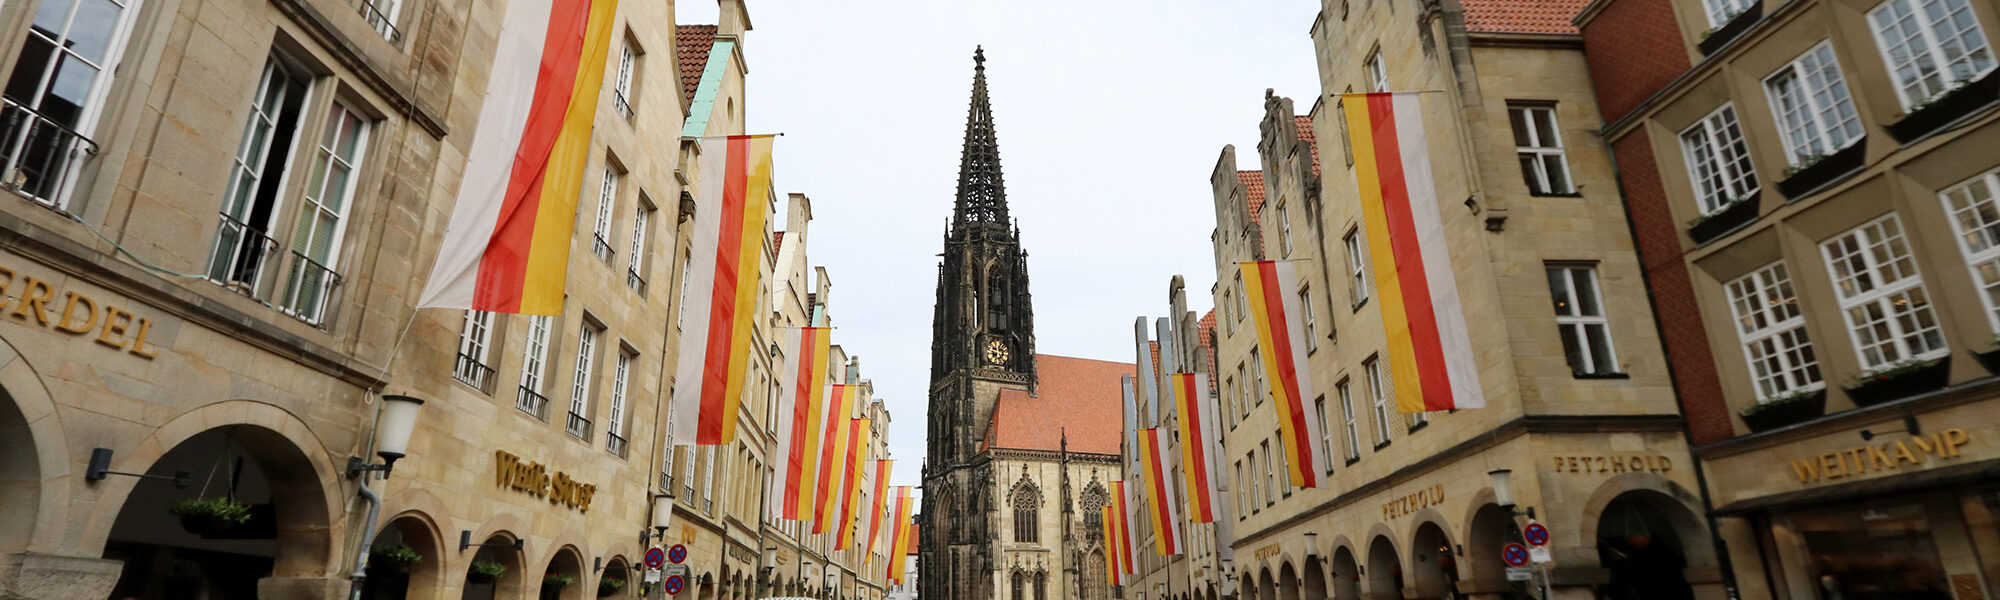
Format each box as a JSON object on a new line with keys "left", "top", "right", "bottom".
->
{"left": 1712, "top": 459, "right": 2000, "bottom": 514}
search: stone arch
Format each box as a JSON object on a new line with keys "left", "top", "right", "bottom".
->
{"left": 1257, "top": 565, "right": 1277, "bottom": 600}
{"left": 463, "top": 530, "right": 526, "bottom": 600}
{"left": 1238, "top": 565, "right": 1257, "bottom": 600}
{"left": 601, "top": 555, "right": 633, "bottom": 598}
{"left": 540, "top": 543, "right": 587, "bottom": 600}
{"left": 1363, "top": 534, "right": 1402, "bottom": 600}
{"left": 1278, "top": 561, "right": 1302, "bottom": 600}
{"left": 1301, "top": 556, "right": 1327, "bottom": 600}
{"left": 1586, "top": 481, "right": 1711, "bottom": 600}
{"left": 1328, "top": 544, "right": 1360, "bottom": 600}
{"left": 1463, "top": 502, "right": 1522, "bottom": 597}
{"left": 1577, "top": 473, "right": 1716, "bottom": 569}
{"left": 363, "top": 509, "right": 447, "bottom": 600}
{"left": 0, "top": 333, "right": 70, "bottom": 556}
{"left": 1408, "top": 520, "right": 1457, "bottom": 599}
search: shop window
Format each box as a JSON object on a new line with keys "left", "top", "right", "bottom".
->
{"left": 1772, "top": 501, "right": 1952, "bottom": 600}
{"left": 1866, "top": 0, "right": 1994, "bottom": 109}
{"left": 1680, "top": 104, "right": 1760, "bottom": 214}
{"left": 1941, "top": 168, "right": 2000, "bottom": 333}
{"left": 1764, "top": 44, "right": 1864, "bottom": 166}
{"left": 1819, "top": 214, "right": 1947, "bottom": 369}
{"left": 1725, "top": 262, "right": 1824, "bottom": 400}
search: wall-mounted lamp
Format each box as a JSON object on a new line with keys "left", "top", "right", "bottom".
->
{"left": 85, "top": 448, "right": 190, "bottom": 488}
{"left": 1860, "top": 415, "right": 1922, "bottom": 441}
{"left": 347, "top": 395, "right": 426, "bottom": 479}
{"left": 650, "top": 493, "right": 676, "bottom": 540}
{"left": 1488, "top": 469, "right": 1535, "bottom": 519}
{"left": 1304, "top": 532, "right": 1319, "bottom": 560}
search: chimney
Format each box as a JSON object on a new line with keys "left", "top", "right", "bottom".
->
{"left": 718, "top": 0, "right": 752, "bottom": 37}
{"left": 787, "top": 192, "right": 813, "bottom": 246}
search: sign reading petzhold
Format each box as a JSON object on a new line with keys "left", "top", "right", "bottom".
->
{"left": 493, "top": 450, "right": 597, "bottom": 512}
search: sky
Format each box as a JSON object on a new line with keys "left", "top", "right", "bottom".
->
{"left": 677, "top": 0, "right": 1323, "bottom": 489}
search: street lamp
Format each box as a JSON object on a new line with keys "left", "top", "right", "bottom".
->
{"left": 826, "top": 569, "right": 841, "bottom": 600}
{"left": 1304, "top": 532, "right": 1319, "bottom": 560}
{"left": 1488, "top": 469, "right": 1534, "bottom": 519}
{"left": 347, "top": 395, "right": 426, "bottom": 478}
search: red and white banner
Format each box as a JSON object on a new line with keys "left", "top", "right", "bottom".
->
{"left": 1137, "top": 428, "right": 1182, "bottom": 555}
{"left": 669, "top": 135, "right": 779, "bottom": 445}
{"left": 1241, "top": 260, "right": 1329, "bottom": 487}
{"left": 1169, "top": 372, "right": 1221, "bottom": 522}
{"left": 813, "top": 384, "right": 860, "bottom": 533}
{"left": 771, "top": 326, "right": 831, "bottom": 521}
{"left": 863, "top": 459, "right": 892, "bottom": 563}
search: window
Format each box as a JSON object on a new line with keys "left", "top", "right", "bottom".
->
{"left": 208, "top": 54, "right": 310, "bottom": 296}
{"left": 1867, "top": 0, "right": 1994, "bottom": 108}
{"left": 1764, "top": 44, "right": 1864, "bottom": 166}
{"left": 1233, "top": 460, "right": 1246, "bottom": 520}
{"left": 681, "top": 446, "right": 696, "bottom": 499}
{"left": 1548, "top": 265, "right": 1619, "bottom": 376}
{"left": 628, "top": 198, "right": 653, "bottom": 294}
{"left": 357, "top": 0, "right": 403, "bottom": 41}
{"left": 676, "top": 249, "right": 692, "bottom": 331}
{"left": 614, "top": 38, "right": 641, "bottom": 118}
{"left": 1273, "top": 430, "right": 1290, "bottom": 498}
{"left": 1245, "top": 449, "right": 1259, "bottom": 513}
{"left": 1299, "top": 286, "right": 1318, "bottom": 351}
{"left": 1250, "top": 349, "right": 1267, "bottom": 406}
{"left": 1338, "top": 380, "right": 1361, "bottom": 461}
{"left": 1337, "top": 87, "right": 1356, "bottom": 167}
{"left": 1233, "top": 273, "right": 1248, "bottom": 322}
{"left": 1365, "top": 51, "right": 1389, "bottom": 92}
{"left": 1943, "top": 169, "right": 2000, "bottom": 332}
{"left": 568, "top": 322, "right": 599, "bottom": 439}
{"left": 1012, "top": 571, "right": 1024, "bottom": 600}
{"left": 1821, "top": 214, "right": 1947, "bottom": 369}
{"left": 1, "top": 0, "right": 144, "bottom": 207}
{"left": 1701, "top": 0, "right": 1756, "bottom": 26}
{"left": 1680, "top": 104, "right": 1761, "bottom": 214}
{"left": 1221, "top": 290, "right": 1234, "bottom": 328}
{"left": 607, "top": 351, "right": 631, "bottom": 456}
{"left": 1013, "top": 484, "right": 1039, "bottom": 543}
{"left": 1260, "top": 441, "right": 1276, "bottom": 506}
{"left": 591, "top": 165, "right": 619, "bottom": 263}
{"left": 1278, "top": 201, "right": 1294, "bottom": 256}
{"left": 454, "top": 310, "right": 495, "bottom": 392}
{"left": 1365, "top": 357, "right": 1392, "bottom": 446}
{"left": 1314, "top": 397, "right": 1333, "bottom": 472}
{"left": 1034, "top": 571, "right": 1047, "bottom": 600}
{"left": 517, "top": 315, "right": 554, "bottom": 417}
{"left": 1725, "top": 262, "right": 1824, "bottom": 400}
{"left": 1345, "top": 229, "right": 1371, "bottom": 309}
{"left": 700, "top": 446, "right": 716, "bottom": 511}
{"left": 1236, "top": 363, "right": 1251, "bottom": 418}
{"left": 1508, "top": 105, "right": 1573, "bottom": 195}
{"left": 278, "top": 101, "right": 369, "bottom": 325}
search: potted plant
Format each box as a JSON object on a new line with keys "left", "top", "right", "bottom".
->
{"left": 544, "top": 573, "right": 578, "bottom": 589}
{"left": 599, "top": 577, "right": 627, "bottom": 597}
{"left": 1687, "top": 191, "right": 1761, "bottom": 243}
{"left": 1776, "top": 140, "right": 1868, "bottom": 199}
{"left": 1738, "top": 387, "right": 1827, "bottom": 432}
{"left": 468, "top": 560, "right": 507, "bottom": 583}
{"left": 370, "top": 545, "right": 422, "bottom": 573}
{"left": 1886, "top": 71, "right": 2000, "bottom": 142}
{"left": 1846, "top": 356, "right": 1951, "bottom": 406}
{"left": 167, "top": 497, "right": 252, "bottom": 536}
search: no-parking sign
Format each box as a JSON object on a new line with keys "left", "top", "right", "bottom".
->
{"left": 669, "top": 544, "right": 688, "bottom": 564}
{"left": 1502, "top": 543, "right": 1530, "bottom": 567}
{"left": 665, "top": 575, "right": 686, "bottom": 595}
{"left": 645, "top": 547, "right": 666, "bottom": 569}
{"left": 1523, "top": 522, "right": 1550, "bottom": 547}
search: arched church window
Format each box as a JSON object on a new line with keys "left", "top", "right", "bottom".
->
{"left": 1012, "top": 481, "right": 1039, "bottom": 543}
{"left": 988, "top": 271, "right": 1008, "bottom": 330}
{"left": 1081, "top": 483, "right": 1109, "bottom": 543}
{"left": 1034, "top": 571, "right": 1047, "bottom": 600}
{"left": 1011, "top": 571, "right": 1025, "bottom": 600}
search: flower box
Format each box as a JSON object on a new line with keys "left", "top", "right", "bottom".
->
{"left": 1845, "top": 356, "right": 1950, "bottom": 407}
{"left": 1687, "top": 192, "right": 1760, "bottom": 244}
{"left": 1885, "top": 71, "right": 2000, "bottom": 143}
{"left": 1776, "top": 139, "right": 1867, "bottom": 199}
{"left": 1697, "top": 3, "right": 1762, "bottom": 56}
{"left": 1739, "top": 388, "right": 1826, "bottom": 432}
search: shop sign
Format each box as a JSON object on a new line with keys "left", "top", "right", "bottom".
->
{"left": 727, "top": 545, "right": 756, "bottom": 563}
{"left": 1547, "top": 454, "right": 1671, "bottom": 474}
{"left": 1, "top": 267, "right": 161, "bottom": 359}
{"left": 1381, "top": 483, "right": 1445, "bottom": 520}
{"left": 493, "top": 450, "right": 598, "bottom": 511}
{"left": 1786, "top": 429, "right": 1971, "bottom": 484}
{"left": 1253, "top": 544, "right": 1281, "bottom": 561}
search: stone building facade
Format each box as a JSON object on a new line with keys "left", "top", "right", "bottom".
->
{"left": 1575, "top": 0, "right": 2000, "bottom": 592}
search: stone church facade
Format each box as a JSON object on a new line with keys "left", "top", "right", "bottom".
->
{"left": 920, "top": 49, "right": 1129, "bottom": 600}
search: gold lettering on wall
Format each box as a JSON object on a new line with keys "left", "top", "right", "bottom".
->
{"left": 1382, "top": 484, "right": 1446, "bottom": 521}
{"left": 493, "top": 450, "right": 598, "bottom": 512}
{"left": 1787, "top": 429, "right": 1969, "bottom": 484}
{"left": 1547, "top": 454, "right": 1672, "bottom": 475}
{"left": 0, "top": 267, "right": 159, "bottom": 359}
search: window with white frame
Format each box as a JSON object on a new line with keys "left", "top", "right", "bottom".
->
{"left": 1273, "top": 429, "right": 1290, "bottom": 498}
{"left": 1364, "top": 357, "right": 1392, "bottom": 446}
{"left": 1867, "top": 0, "right": 1994, "bottom": 109}
{"left": 700, "top": 446, "right": 717, "bottom": 511}
{"left": 1236, "top": 364, "right": 1249, "bottom": 418}
{"left": 1233, "top": 273, "right": 1248, "bottom": 322}
{"left": 591, "top": 165, "right": 619, "bottom": 263}
{"left": 1314, "top": 396, "right": 1332, "bottom": 474}
{"left": 628, "top": 198, "right": 652, "bottom": 293}
{"left": 1, "top": 0, "right": 146, "bottom": 208}
{"left": 1700, "top": 0, "right": 1757, "bottom": 27}
{"left": 1260, "top": 440, "right": 1275, "bottom": 506}
{"left": 1725, "top": 262, "right": 1824, "bottom": 400}
{"left": 517, "top": 314, "right": 554, "bottom": 417}
{"left": 681, "top": 446, "right": 696, "bottom": 499}
{"left": 607, "top": 351, "right": 631, "bottom": 454}
{"left": 1509, "top": 104, "right": 1574, "bottom": 195}
{"left": 568, "top": 322, "right": 599, "bottom": 438}
{"left": 357, "top": 0, "right": 403, "bottom": 41}
{"left": 1366, "top": 51, "right": 1389, "bottom": 92}
{"left": 1278, "top": 201, "right": 1294, "bottom": 256}
{"left": 1821, "top": 214, "right": 1947, "bottom": 369}
{"left": 676, "top": 249, "right": 692, "bottom": 331}
{"left": 1236, "top": 458, "right": 1249, "bottom": 516}
{"left": 614, "top": 38, "right": 640, "bottom": 118}
{"left": 1250, "top": 348, "right": 1267, "bottom": 406}
{"left": 1680, "top": 104, "right": 1761, "bottom": 214}
{"left": 281, "top": 101, "right": 370, "bottom": 325}
{"left": 208, "top": 54, "right": 311, "bottom": 290}
{"left": 454, "top": 310, "right": 495, "bottom": 391}
{"left": 1345, "top": 228, "right": 1371, "bottom": 308}
{"left": 1548, "top": 264, "right": 1619, "bottom": 375}
{"left": 1943, "top": 168, "right": 2000, "bottom": 332}
{"left": 1764, "top": 44, "right": 1865, "bottom": 166}
{"left": 1299, "top": 286, "right": 1318, "bottom": 351}
{"left": 1338, "top": 379, "right": 1361, "bottom": 461}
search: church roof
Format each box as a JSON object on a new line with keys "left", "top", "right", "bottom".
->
{"left": 675, "top": 25, "right": 718, "bottom": 104}
{"left": 1237, "top": 171, "right": 1266, "bottom": 225}
{"left": 984, "top": 354, "right": 1132, "bottom": 456}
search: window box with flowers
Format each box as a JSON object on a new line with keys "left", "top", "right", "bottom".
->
{"left": 1687, "top": 191, "right": 1760, "bottom": 243}
{"left": 1775, "top": 139, "right": 1867, "bottom": 199}
{"left": 1739, "top": 387, "right": 1827, "bottom": 432}
{"left": 1697, "top": 2, "right": 1762, "bottom": 56}
{"left": 1885, "top": 71, "right": 2000, "bottom": 143}
{"left": 1844, "top": 356, "right": 1951, "bottom": 407}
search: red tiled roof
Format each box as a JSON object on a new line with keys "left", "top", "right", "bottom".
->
{"left": 1197, "top": 310, "right": 1218, "bottom": 393}
{"left": 1295, "top": 116, "right": 1322, "bottom": 176}
{"left": 1462, "top": 0, "right": 1588, "bottom": 34}
{"left": 773, "top": 231, "right": 786, "bottom": 254}
{"left": 986, "top": 354, "right": 1133, "bottom": 455}
{"left": 1237, "top": 171, "right": 1266, "bottom": 225}
{"left": 676, "top": 25, "right": 718, "bottom": 103}
{"left": 907, "top": 526, "right": 919, "bottom": 555}
{"left": 1148, "top": 341, "right": 1161, "bottom": 378}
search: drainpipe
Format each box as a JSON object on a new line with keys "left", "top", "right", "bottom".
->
{"left": 348, "top": 479, "right": 382, "bottom": 600}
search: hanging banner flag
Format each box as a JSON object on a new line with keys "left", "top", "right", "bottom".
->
{"left": 668, "top": 134, "right": 780, "bottom": 444}
{"left": 1170, "top": 372, "right": 1220, "bottom": 523}
{"left": 1101, "top": 505, "right": 1124, "bottom": 585}
{"left": 1241, "top": 260, "right": 1329, "bottom": 487}
{"left": 885, "top": 487, "right": 915, "bottom": 582}
{"left": 1138, "top": 428, "right": 1183, "bottom": 555}
{"left": 417, "top": 0, "right": 622, "bottom": 314}
{"left": 864, "top": 459, "right": 893, "bottom": 564}
{"left": 835, "top": 418, "right": 871, "bottom": 550}
{"left": 1341, "top": 92, "right": 1484, "bottom": 413}
{"left": 1110, "top": 481, "right": 1136, "bottom": 575}
{"left": 813, "top": 384, "right": 860, "bottom": 532}
{"left": 771, "top": 326, "right": 831, "bottom": 521}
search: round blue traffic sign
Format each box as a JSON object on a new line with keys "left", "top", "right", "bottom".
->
{"left": 665, "top": 575, "right": 685, "bottom": 595}
{"left": 1502, "top": 543, "right": 1530, "bottom": 567}
{"left": 645, "top": 547, "right": 666, "bottom": 569}
{"left": 1523, "top": 523, "right": 1550, "bottom": 547}
{"left": 668, "top": 544, "right": 688, "bottom": 564}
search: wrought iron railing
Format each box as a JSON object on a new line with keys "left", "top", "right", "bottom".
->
{"left": 566, "top": 410, "right": 593, "bottom": 439}
{"left": 206, "top": 213, "right": 279, "bottom": 297}
{"left": 627, "top": 269, "right": 647, "bottom": 296}
{"left": 614, "top": 91, "right": 634, "bottom": 119}
{"left": 453, "top": 352, "right": 496, "bottom": 394}
{"left": 353, "top": 0, "right": 402, "bottom": 43}
{"left": 0, "top": 98, "right": 98, "bottom": 211}
{"left": 606, "top": 431, "right": 627, "bottom": 457}
{"left": 277, "top": 251, "right": 342, "bottom": 327}
{"left": 516, "top": 386, "right": 549, "bottom": 419}
{"left": 592, "top": 234, "right": 615, "bottom": 264}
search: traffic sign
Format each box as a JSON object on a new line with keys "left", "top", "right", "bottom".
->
{"left": 1505, "top": 566, "right": 1532, "bottom": 582}
{"left": 1523, "top": 522, "right": 1550, "bottom": 547}
{"left": 645, "top": 568, "right": 661, "bottom": 583}
{"left": 645, "top": 547, "right": 666, "bottom": 569}
{"left": 1501, "top": 543, "right": 1530, "bottom": 567}
{"left": 668, "top": 544, "right": 689, "bottom": 564}
{"left": 1529, "top": 547, "right": 1552, "bottom": 564}
{"left": 664, "top": 564, "right": 689, "bottom": 578}
{"left": 665, "top": 575, "right": 686, "bottom": 595}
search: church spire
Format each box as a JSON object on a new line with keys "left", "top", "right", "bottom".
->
{"left": 954, "top": 46, "right": 1009, "bottom": 227}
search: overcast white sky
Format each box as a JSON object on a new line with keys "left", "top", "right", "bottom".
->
{"left": 677, "top": 0, "right": 1323, "bottom": 489}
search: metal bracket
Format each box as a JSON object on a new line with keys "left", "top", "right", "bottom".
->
{"left": 85, "top": 448, "right": 190, "bottom": 488}
{"left": 460, "top": 530, "right": 526, "bottom": 552}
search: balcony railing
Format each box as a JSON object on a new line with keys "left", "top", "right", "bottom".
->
{"left": 607, "top": 431, "right": 628, "bottom": 457}
{"left": 566, "top": 410, "right": 593, "bottom": 439}
{"left": 592, "top": 234, "right": 615, "bottom": 264}
{"left": 627, "top": 269, "right": 648, "bottom": 296}
{"left": 516, "top": 386, "right": 549, "bottom": 419}
{"left": 277, "top": 251, "right": 342, "bottom": 327}
{"left": 1, "top": 97, "right": 98, "bottom": 211}
{"left": 353, "top": 0, "right": 402, "bottom": 43}
{"left": 206, "top": 213, "right": 279, "bottom": 297}
{"left": 453, "top": 353, "right": 496, "bottom": 394}
{"left": 614, "top": 91, "right": 634, "bottom": 120}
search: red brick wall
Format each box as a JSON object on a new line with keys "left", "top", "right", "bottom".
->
{"left": 1612, "top": 132, "right": 1735, "bottom": 444}
{"left": 1580, "top": 0, "right": 1692, "bottom": 123}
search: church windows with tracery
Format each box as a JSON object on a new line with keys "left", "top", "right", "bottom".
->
{"left": 989, "top": 270, "right": 1009, "bottom": 330}
{"left": 1012, "top": 480, "right": 1040, "bottom": 543}
{"left": 1034, "top": 571, "right": 1047, "bottom": 600}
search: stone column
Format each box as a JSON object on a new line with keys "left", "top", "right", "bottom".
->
{"left": 0, "top": 552, "right": 125, "bottom": 599}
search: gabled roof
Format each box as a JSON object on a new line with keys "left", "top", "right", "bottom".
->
{"left": 1295, "top": 116, "right": 1322, "bottom": 176}
{"left": 1237, "top": 171, "right": 1266, "bottom": 225}
{"left": 1197, "top": 310, "right": 1218, "bottom": 393}
{"left": 675, "top": 25, "right": 718, "bottom": 104}
{"left": 1462, "top": 0, "right": 1589, "bottom": 34}
{"left": 984, "top": 354, "right": 1132, "bottom": 455}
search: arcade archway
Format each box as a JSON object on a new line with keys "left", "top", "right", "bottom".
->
{"left": 1409, "top": 521, "right": 1457, "bottom": 599}
{"left": 362, "top": 513, "right": 445, "bottom": 600}
{"left": 462, "top": 533, "right": 524, "bottom": 600}
{"left": 1363, "top": 536, "right": 1401, "bottom": 600}
{"left": 541, "top": 545, "right": 587, "bottom": 600}
{"left": 1328, "top": 546, "right": 1360, "bottom": 600}
{"left": 1595, "top": 492, "right": 1696, "bottom": 600}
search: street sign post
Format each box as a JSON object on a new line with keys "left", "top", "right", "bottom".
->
{"left": 645, "top": 547, "right": 667, "bottom": 569}
{"left": 664, "top": 564, "right": 689, "bottom": 579}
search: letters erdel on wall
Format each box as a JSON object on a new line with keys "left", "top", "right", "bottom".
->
{"left": 1, "top": 266, "right": 160, "bottom": 359}
{"left": 495, "top": 450, "right": 598, "bottom": 512}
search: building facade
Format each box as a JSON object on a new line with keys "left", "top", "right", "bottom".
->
{"left": 1574, "top": 0, "right": 2000, "bottom": 593}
